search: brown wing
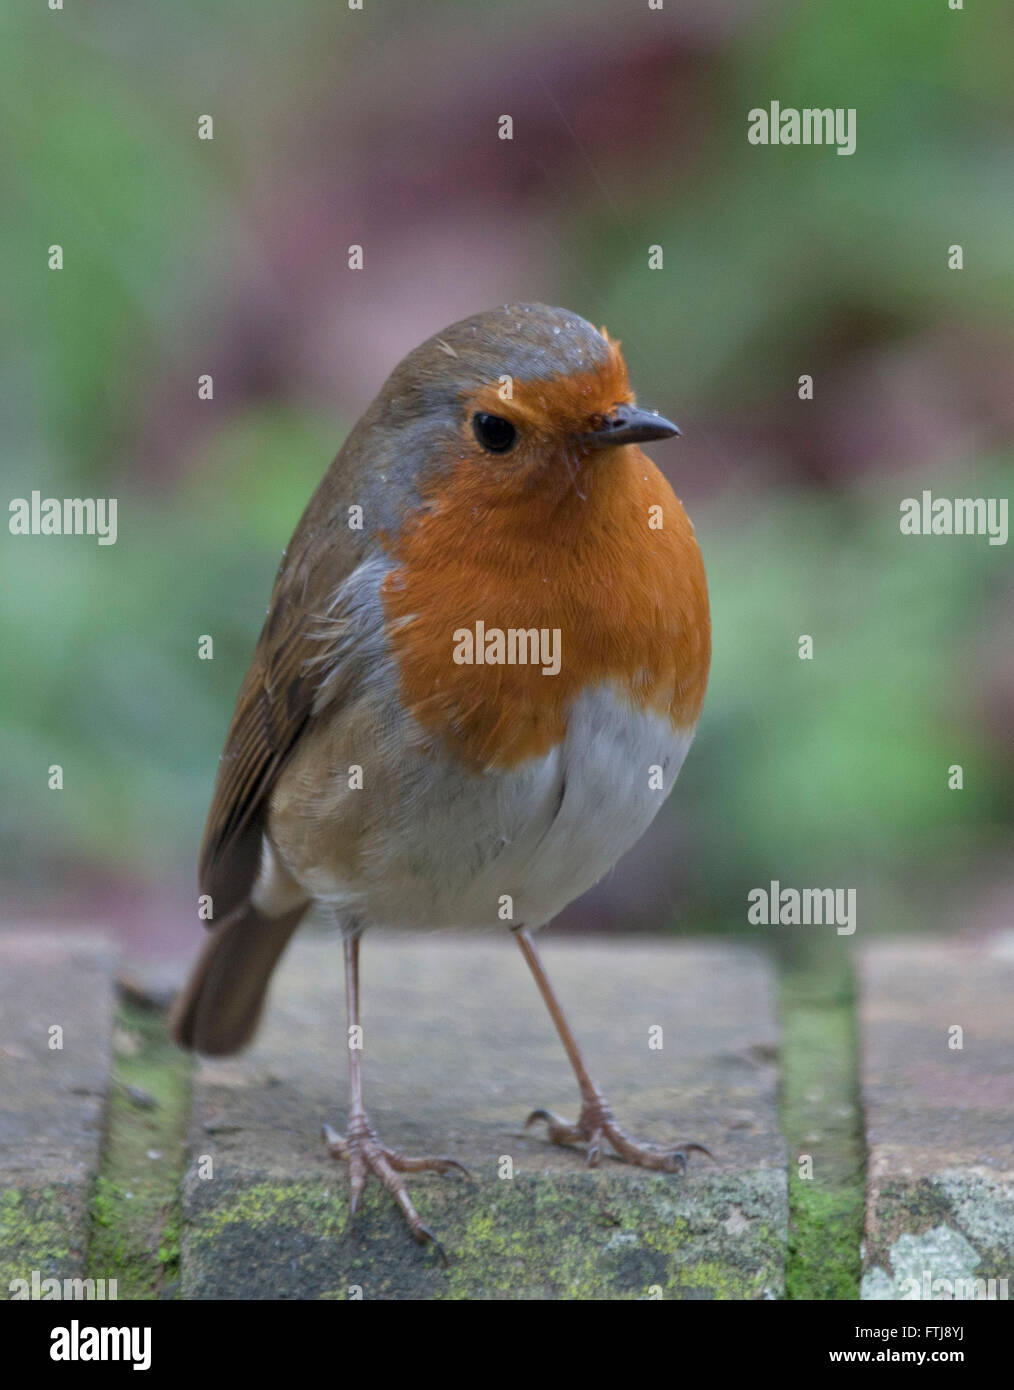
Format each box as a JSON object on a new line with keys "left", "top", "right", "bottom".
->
{"left": 198, "top": 488, "right": 367, "bottom": 920}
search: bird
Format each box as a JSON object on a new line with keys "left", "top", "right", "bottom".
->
{"left": 170, "top": 302, "right": 711, "bottom": 1254}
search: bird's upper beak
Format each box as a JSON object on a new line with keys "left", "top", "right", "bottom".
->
{"left": 576, "top": 403, "right": 682, "bottom": 450}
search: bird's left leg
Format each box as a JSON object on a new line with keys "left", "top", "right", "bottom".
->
{"left": 515, "top": 926, "right": 711, "bottom": 1173}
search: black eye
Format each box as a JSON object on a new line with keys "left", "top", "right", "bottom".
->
{"left": 472, "top": 412, "right": 517, "bottom": 453}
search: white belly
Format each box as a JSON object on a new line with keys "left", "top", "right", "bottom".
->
{"left": 289, "top": 683, "right": 695, "bottom": 932}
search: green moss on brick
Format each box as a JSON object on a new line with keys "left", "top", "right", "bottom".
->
{"left": 85, "top": 1000, "right": 191, "bottom": 1298}
{"left": 181, "top": 1167, "right": 785, "bottom": 1300}
{"left": 0, "top": 1186, "right": 78, "bottom": 1290}
{"left": 778, "top": 939, "right": 865, "bottom": 1300}
{"left": 786, "top": 1185, "right": 864, "bottom": 1300}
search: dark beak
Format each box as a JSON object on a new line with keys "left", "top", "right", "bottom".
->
{"left": 577, "top": 403, "right": 682, "bottom": 450}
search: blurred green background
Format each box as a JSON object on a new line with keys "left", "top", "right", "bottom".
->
{"left": 2, "top": 0, "right": 1012, "bottom": 956}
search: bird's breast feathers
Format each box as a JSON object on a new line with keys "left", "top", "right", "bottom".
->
{"left": 379, "top": 443, "right": 710, "bottom": 770}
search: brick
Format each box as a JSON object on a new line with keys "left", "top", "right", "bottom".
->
{"left": 859, "top": 938, "right": 1014, "bottom": 1301}
{"left": 181, "top": 931, "right": 786, "bottom": 1299}
{"left": 0, "top": 931, "right": 117, "bottom": 1292}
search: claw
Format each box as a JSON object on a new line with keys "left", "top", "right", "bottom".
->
{"left": 585, "top": 1129, "right": 603, "bottom": 1168}
{"left": 322, "top": 1122, "right": 348, "bottom": 1159}
{"left": 417, "top": 1225, "right": 449, "bottom": 1266}
{"left": 659, "top": 1141, "right": 715, "bottom": 1171}
{"left": 323, "top": 1114, "right": 465, "bottom": 1259}
{"left": 445, "top": 1159, "right": 478, "bottom": 1186}
{"left": 525, "top": 1098, "right": 714, "bottom": 1174}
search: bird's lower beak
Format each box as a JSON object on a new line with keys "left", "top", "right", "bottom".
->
{"left": 577, "top": 403, "right": 682, "bottom": 450}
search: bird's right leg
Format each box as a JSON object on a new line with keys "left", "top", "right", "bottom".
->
{"left": 322, "top": 929, "right": 469, "bottom": 1257}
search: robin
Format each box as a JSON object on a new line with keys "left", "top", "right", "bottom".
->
{"left": 170, "top": 303, "right": 711, "bottom": 1252}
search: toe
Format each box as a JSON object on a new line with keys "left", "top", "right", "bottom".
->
{"left": 525, "top": 1108, "right": 583, "bottom": 1146}
{"left": 348, "top": 1168, "right": 366, "bottom": 1214}
{"left": 384, "top": 1151, "right": 473, "bottom": 1181}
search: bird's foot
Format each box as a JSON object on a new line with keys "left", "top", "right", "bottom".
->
{"left": 322, "top": 1117, "right": 470, "bottom": 1261}
{"left": 525, "top": 1092, "right": 712, "bottom": 1173}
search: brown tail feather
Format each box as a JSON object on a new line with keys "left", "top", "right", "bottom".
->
{"left": 169, "top": 901, "right": 309, "bottom": 1056}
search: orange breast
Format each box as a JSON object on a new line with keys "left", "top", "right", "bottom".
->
{"left": 380, "top": 447, "right": 710, "bottom": 770}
